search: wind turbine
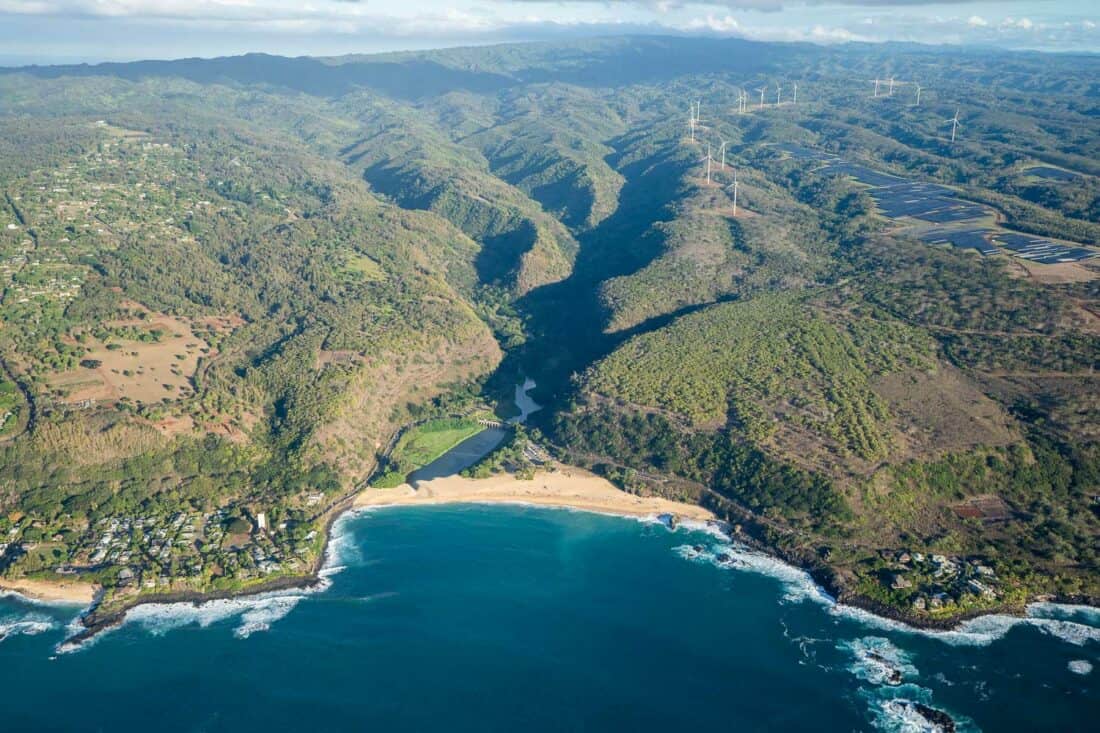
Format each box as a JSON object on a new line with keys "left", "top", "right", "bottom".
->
{"left": 688, "top": 100, "right": 707, "bottom": 143}
{"left": 776, "top": 84, "right": 783, "bottom": 106}
{"left": 757, "top": 86, "right": 767, "bottom": 109}
{"left": 727, "top": 169, "right": 739, "bottom": 216}
{"left": 704, "top": 142, "right": 712, "bottom": 184}
{"left": 718, "top": 139, "right": 728, "bottom": 169}
{"left": 792, "top": 82, "right": 798, "bottom": 105}
{"left": 872, "top": 78, "right": 880, "bottom": 98}
{"left": 947, "top": 107, "right": 961, "bottom": 143}
{"left": 888, "top": 76, "right": 895, "bottom": 96}
{"left": 914, "top": 83, "right": 922, "bottom": 106}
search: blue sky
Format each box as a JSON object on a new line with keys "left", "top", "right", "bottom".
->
{"left": 0, "top": 1, "right": 1095, "bottom": 65}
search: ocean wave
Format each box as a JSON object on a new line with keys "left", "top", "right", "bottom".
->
{"left": 860, "top": 685, "right": 976, "bottom": 733}
{"left": 1067, "top": 659, "right": 1093, "bottom": 675}
{"left": 118, "top": 591, "right": 308, "bottom": 640}
{"left": 840, "top": 637, "right": 918, "bottom": 686}
{"left": 0, "top": 611, "right": 57, "bottom": 642}
{"left": 671, "top": 540, "right": 1100, "bottom": 648}
{"left": 1028, "top": 601, "right": 1100, "bottom": 623}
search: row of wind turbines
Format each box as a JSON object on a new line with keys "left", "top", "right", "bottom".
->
{"left": 869, "top": 76, "right": 962, "bottom": 143}
{"left": 685, "top": 76, "right": 969, "bottom": 216}
{"left": 688, "top": 77, "right": 965, "bottom": 188}
{"left": 687, "top": 101, "right": 740, "bottom": 215}
{"left": 730, "top": 82, "right": 798, "bottom": 115}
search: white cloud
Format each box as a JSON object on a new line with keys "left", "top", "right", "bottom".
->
{"left": 966, "top": 15, "right": 988, "bottom": 27}
{"left": 682, "top": 14, "right": 742, "bottom": 33}
{"left": 1001, "top": 16, "right": 1035, "bottom": 30}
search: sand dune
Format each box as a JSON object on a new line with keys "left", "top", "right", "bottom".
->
{"left": 353, "top": 465, "right": 714, "bottom": 520}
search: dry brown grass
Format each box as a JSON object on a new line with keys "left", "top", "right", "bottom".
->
{"left": 49, "top": 307, "right": 214, "bottom": 406}
{"left": 873, "top": 365, "right": 1020, "bottom": 457}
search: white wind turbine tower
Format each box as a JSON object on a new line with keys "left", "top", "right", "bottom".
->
{"left": 914, "top": 83, "right": 922, "bottom": 106}
{"left": 703, "top": 142, "right": 713, "bottom": 184}
{"left": 776, "top": 84, "right": 783, "bottom": 106}
{"left": 872, "top": 78, "right": 881, "bottom": 97}
{"left": 947, "top": 107, "right": 961, "bottom": 143}
{"left": 757, "top": 86, "right": 767, "bottom": 109}
{"left": 718, "top": 139, "right": 728, "bottom": 170}
{"left": 727, "top": 170, "right": 739, "bottom": 216}
{"left": 888, "top": 76, "right": 895, "bottom": 96}
{"left": 792, "top": 82, "right": 798, "bottom": 105}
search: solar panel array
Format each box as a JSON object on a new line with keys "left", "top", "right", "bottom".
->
{"left": 776, "top": 144, "right": 1098, "bottom": 265}
{"left": 992, "top": 233, "right": 1100, "bottom": 265}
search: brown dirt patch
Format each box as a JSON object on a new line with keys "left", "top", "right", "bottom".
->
{"left": 1010, "top": 257, "right": 1099, "bottom": 285}
{"left": 952, "top": 494, "right": 1011, "bottom": 521}
{"left": 49, "top": 311, "right": 209, "bottom": 406}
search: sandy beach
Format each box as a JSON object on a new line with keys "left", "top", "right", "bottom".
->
{"left": 0, "top": 576, "right": 99, "bottom": 605}
{"left": 353, "top": 465, "right": 715, "bottom": 521}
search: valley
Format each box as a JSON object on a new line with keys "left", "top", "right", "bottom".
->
{"left": 0, "top": 36, "right": 1097, "bottom": 631}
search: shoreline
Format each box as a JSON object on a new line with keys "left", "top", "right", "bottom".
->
{"left": 28, "top": 465, "right": 1097, "bottom": 648}
{"left": 0, "top": 576, "right": 99, "bottom": 606}
{"left": 351, "top": 465, "right": 717, "bottom": 521}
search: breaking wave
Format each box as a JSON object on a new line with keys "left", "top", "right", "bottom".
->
{"left": 673, "top": 536, "right": 1100, "bottom": 648}
{"left": 840, "top": 637, "right": 918, "bottom": 686}
{"left": 1067, "top": 659, "right": 1092, "bottom": 675}
{"left": 0, "top": 611, "right": 57, "bottom": 643}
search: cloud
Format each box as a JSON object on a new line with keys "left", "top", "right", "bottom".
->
{"left": 966, "top": 15, "right": 988, "bottom": 27}
{"left": 1001, "top": 16, "right": 1035, "bottom": 30}
{"left": 502, "top": 0, "right": 1033, "bottom": 13}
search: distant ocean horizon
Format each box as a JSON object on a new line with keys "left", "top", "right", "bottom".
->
{"left": 2, "top": 504, "right": 1096, "bottom": 731}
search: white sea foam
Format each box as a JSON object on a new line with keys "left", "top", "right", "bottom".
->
{"left": 871, "top": 698, "right": 949, "bottom": 733}
{"left": 119, "top": 591, "right": 309, "bottom": 640}
{"left": 1028, "top": 601, "right": 1100, "bottom": 624}
{"left": 0, "top": 612, "right": 57, "bottom": 642}
{"left": 860, "top": 685, "right": 977, "bottom": 733}
{"left": 840, "top": 636, "right": 918, "bottom": 686}
{"left": 1068, "top": 659, "right": 1093, "bottom": 675}
{"left": 671, "top": 539, "right": 1100, "bottom": 648}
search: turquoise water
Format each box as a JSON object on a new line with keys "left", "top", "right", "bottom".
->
{"left": 1, "top": 505, "right": 1096, "bottom": 731}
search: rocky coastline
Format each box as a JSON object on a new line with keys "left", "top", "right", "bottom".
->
{"left": 47, "top": 479, "right": 1097, "bottom": 648}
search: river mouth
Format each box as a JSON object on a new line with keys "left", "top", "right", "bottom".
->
{"left": 406, "top": 427, "right": 508, "bottom": 484}
{"left": 406, "top": 379, "right": 541, "bottom": 484}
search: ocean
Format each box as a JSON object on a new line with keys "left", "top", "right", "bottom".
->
{"left": 1, "top": 504, "right": 1096, "bottom": 731}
